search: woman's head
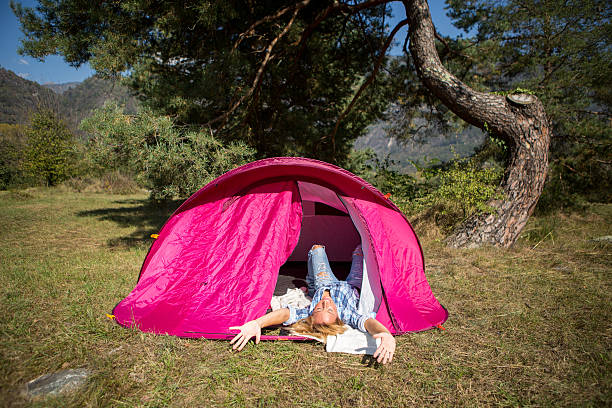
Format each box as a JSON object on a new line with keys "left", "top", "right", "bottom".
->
{"left": 289, "top": 315, "right": 347, "bottom": 342}
{"left": 310, "top": 293, "right": 338, "bottom": 325}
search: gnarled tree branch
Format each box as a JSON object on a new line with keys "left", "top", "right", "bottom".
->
{"left": 294, "top": 0, "right": 392, "bottom": 63}
{"left": 208, "top": 6, "right": 302, "bottom": 128}
{"left": 326, "top": 18, "right": 409, "bottom": 152}
{"left": 233, "top": 0, "right": 312, "bottom": 50}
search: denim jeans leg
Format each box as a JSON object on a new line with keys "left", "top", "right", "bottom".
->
{"left": 306, "top": 246, "right": 339, "bottom": 297}
{"left": 345, "top": 244, "right": 364, "bottom": 289}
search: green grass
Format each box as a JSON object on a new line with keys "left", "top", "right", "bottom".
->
{"left": 0, "top": 188, "right": 610, "bottom": 407}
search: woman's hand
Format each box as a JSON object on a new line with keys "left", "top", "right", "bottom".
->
{"left": 229, "top": 320, "right": 261, "bottom": 351}
{"left": 373, "top": 332, "right": 396, "bottom": 364}
{"left": 364, "top": 317, "right": 396, "bottom": 364}
{"left": 229, "top": 309, "right": 290, "bottom": 352}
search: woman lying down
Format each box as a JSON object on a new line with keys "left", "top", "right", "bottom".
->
{"left": 229, "top": 244, "right": 396, "bottom": 364}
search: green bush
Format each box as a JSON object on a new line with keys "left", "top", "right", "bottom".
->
{"left": 408, "top": 157, "right": 503, "bottom": 229}
{"left": 22, "top": 110, "right": 77, "bottom": 186}
{"left": 0, "top": 124, "right": 26, "bottom": 189}
{"left": 335, "top": 148, "right": 505, "bottom": 233}
{"left": 81, "top": 104, "right": 255, "bottom": 200}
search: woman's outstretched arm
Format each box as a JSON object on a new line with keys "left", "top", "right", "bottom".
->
{"left": 364, "top": 318, "right": 396, "bottom": 364}
{"left": 229, "top": 308, "right": 290, "bottom": 351}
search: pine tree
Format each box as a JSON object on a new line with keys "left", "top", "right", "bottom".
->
{"left": 15, "top": 0, "right": 603, "bottom": 247}
{"left": 11, "top": 0, "right": 391, "bottom": 165}
{"left": 23, "top": 110, "right": 75, "bottom": 186}
{"left": 446, "top": 0, "right": 611, "bottom": 209}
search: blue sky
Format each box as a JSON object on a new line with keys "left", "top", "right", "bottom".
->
{"left": 1, "top": 0, "right": 95, "bottom": 84}
{"left": 1, "top": 1, "right": 465, "bottom": 85}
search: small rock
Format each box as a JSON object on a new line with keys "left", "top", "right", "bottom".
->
{"left": 24, "top": 368, "right": 91, "bottom": 399}
{"left": 107, "top": 345, "right": 123, "bottom": 355}
{"left": 590, "top": 235, "right": 612, "bottom": 243}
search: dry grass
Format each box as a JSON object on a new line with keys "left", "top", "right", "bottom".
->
{"left": 61, "top": 172, "right": 144, "bottom": 195}
{"left": 0, "top": 188, "right": 610, "bottom": 407}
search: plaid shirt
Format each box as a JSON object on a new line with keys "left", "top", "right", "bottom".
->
{"left": 282, "top": 281, "right": 376, "bottom": 332}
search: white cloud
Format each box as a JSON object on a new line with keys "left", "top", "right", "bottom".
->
{"left": 19, "top": 58, "right": 29, "bottom": 65}
{"left": 17, "top": 72, "right": 31, "bottom": 79}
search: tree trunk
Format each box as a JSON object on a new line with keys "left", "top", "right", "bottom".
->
{"left": 403, "top": 0, "right": 551, "bottom": 248}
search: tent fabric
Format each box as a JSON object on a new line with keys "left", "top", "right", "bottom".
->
{"left": 297, "top": 180, "right": 347, "bottom": 213}
{"left": 345, "top": 196, "right": 447, "bottom": 332}
{"left": 113, "top": 157, "right": 448, "bottom": 338}
{"left": 113, "top": 180, "right": 302, "bottom": 337}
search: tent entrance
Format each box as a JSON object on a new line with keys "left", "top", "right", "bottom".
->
{"left": 273, "top": 181, "right": 382, "bottom": 321}
{"left": 287, "top": 181, "right": 361, "bottom": 262}
{"left": 275, "top": 181, "right": 361, "bottom": 296}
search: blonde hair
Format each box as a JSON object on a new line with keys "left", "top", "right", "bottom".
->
{"left": 289, "top": 316, "right": 347, "bottom": 343}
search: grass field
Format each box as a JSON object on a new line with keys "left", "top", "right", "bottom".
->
{"left": 0, "top": 188, "right": 610, "bottom": 407}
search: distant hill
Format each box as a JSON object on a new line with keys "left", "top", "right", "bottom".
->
{"left": 58, "top": 76, "right": 139, "bottom": 129}
{"left": 0, "top": 67, "right": 138, "bottom": 130}
{"left": 2, "top": 66, "right": 483, "bottom": 167}
{"left": 43, "top": 81, "right": 80, "bottom": 94}
{"left": 0, "top": 67, "right": 60, "bottom": 124}
{"left": 355, "top": 122, "right": 485, "bottom": 173}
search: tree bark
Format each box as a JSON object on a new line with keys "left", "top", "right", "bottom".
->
{"left": 402, "top": 0, "right": 551, "bottom": 248}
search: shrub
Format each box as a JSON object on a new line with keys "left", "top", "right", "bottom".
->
{"left": 22, "top": 110, "right": 76, "bottom": 186}
{"left": 0, "top": 124, "right": 26, "bottom": 189}
{"left": 81, "top": 103, "right": 255, "bottom": 200}
{"left": 349, "top": 148, "right": 504, "bottom": 232}
{"left": 408, "top": 157, "right": 504, "bottom": 230}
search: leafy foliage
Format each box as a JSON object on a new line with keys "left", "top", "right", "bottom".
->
{"left": 80, "top": 104, "right": 255, "bottom": 200}
{"left": 0, "top": 123, "right": 26, "bottom": 189}
{"left": 445, "top": 0, "right": 612, "bottom": 209}
{"left": 418, "top": 160, "right": 502, "bottom": 215}
{"left": 347, "top": 149, "right": 502, "bottom": 230}
{"left": 402, "top": 156, "right": 504, "bottom": 230}
{"left": 22, "top": 110, "right": 76, "bottom": 186}
{"left": 12, "top": 0, "right": 392, "bottom": 164}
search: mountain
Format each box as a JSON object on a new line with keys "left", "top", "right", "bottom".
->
{"left": 355, "top": 122, "right": 486, "bottom": 173}
{"left": 58, "top": 76, "right": 138, "bottom": 129}
{"left": 43, "top": 81, "right": 80, "bottom": 94}
{"left": 0, "top": 67, "right": 138, "bottom": 130}
{"left": 0, "top": 67, "right": 60, "bottom": 124}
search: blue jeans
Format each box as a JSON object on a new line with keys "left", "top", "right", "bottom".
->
{"left": 306, "top": 245, "right": 363, "bottom": 298}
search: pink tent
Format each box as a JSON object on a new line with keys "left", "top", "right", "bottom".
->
{"left": 113, "top": 157, "right": 448, "bottom": 339}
